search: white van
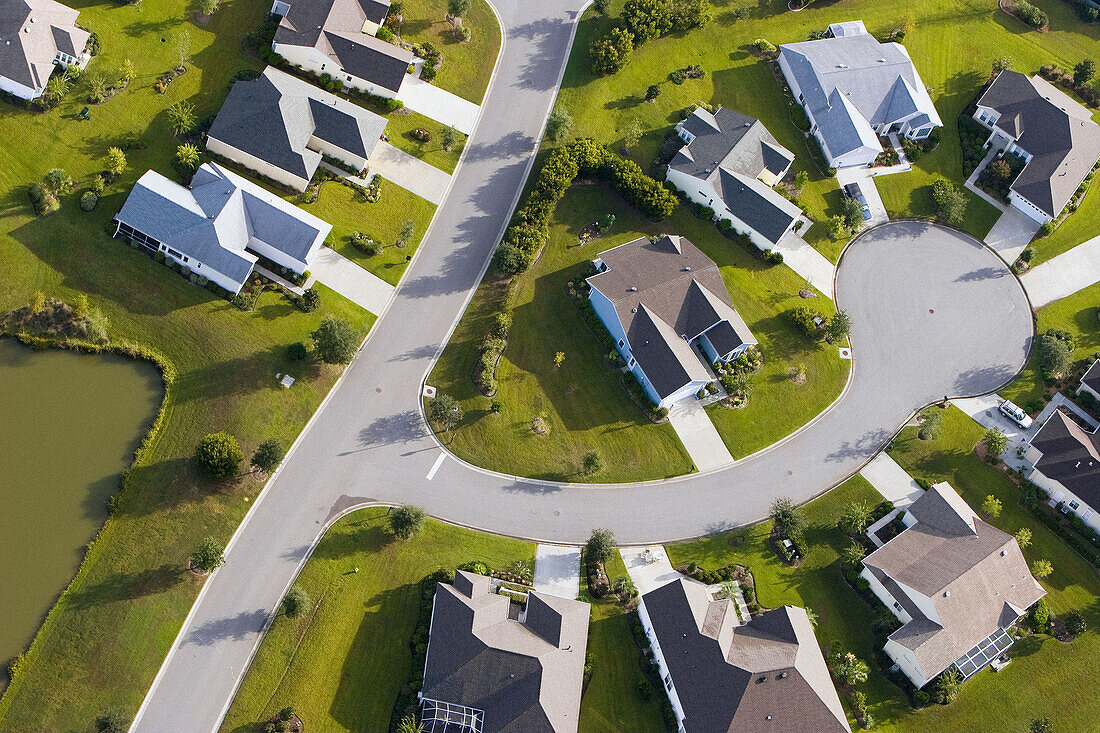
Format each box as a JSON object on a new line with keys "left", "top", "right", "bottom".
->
{"left": 999, "top": 399, "right": 1033, "bottom": 429}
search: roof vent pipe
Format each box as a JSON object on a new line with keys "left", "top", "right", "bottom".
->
{"left": 629, "top": 286, "right": 637, "bottom": 291}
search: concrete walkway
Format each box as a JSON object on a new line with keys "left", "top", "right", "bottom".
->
{"left": 533, "top": 544, "right": 580, "bottom": 599}
{"left": 367, "top": 142, "right": 451, "bottom": 204}
{"left": 307, "top": 247, "right": 395, "bottom": 315}
{"left": 775, "top": 225, "right": 837, "bottom": 297}
{"left": 859, "top": 452, "right": 924, "bottom": 508}
{"left": 984, "top": 207, "right": 1039, "bottom": 266}
{"left": 396, "top": 75, "right": 481, "bottom": 134}
{"left": 619, "top": 546, "right": 680, "bottom": 595}
{"left": 666, "top": 399, "right": 734, "bottom": 473}
{"left": 1022, "top": 234, "right": 1100, "bottom": 307}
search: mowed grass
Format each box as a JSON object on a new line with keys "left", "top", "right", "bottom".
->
{"left": 398, "top": 0, "right": 501, "bottom": 104}
{"left": 1030, "top": 176, "right": 1100, "bottom": 265}
{"left": 383, "top": 109, "right": 466, "bottom": 173}
{"left": 1000, "top": 280, "right": 1100, "bottom": 411}
{"left": 219, "top": 508, "right": 534, "bottom": 733}
{"left": 666, "top": 475, "right": 901, "bottom": 730}
{"left": 883, "top": 407, "right": 1100, "bottom": 733}
{"left": 578, "top": 552, "right": 666, "bottom": 732}
{"left": 551, "top": 0, "right": 1100, "bottom": 260}
{"left": 0, "top": 0, "right": 380, "bottom": 726}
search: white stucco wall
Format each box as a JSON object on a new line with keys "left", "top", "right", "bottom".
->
{"left": 860, "top": 567, "right": 913, "bottom": 626}
{"left": 307, "top": 134, "right": 370, "bottom": 171}
{"left": 1024, "top": 464, "right": 1100, "bottom": 532}
{"left": 0, "top": 75, "right": 42, "bottom": 100}
{"left": 665, "top": 168, "right": 787, "bottom": 251}
{"left": 206, "top": 136, "right": 314, "bottom": 192}
{"left": 273, "top": 41, "right": 402, "bottom": 98}
{"left": 884, "top": 637, "right": 930, "bottom": 688}
{"left": 1008, "top": 190, "right": 1054, "bottom": 224}
{"left": 156, "top": 242, "right": 251, "bottom": 295}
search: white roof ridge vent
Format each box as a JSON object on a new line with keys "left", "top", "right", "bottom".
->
{"left": 836, "top": 63, "right": 848, "bottom": 68}
{"left": 629, "top": 286, "right": 637, "bottom": 291}
{"left": 878, "top": 58, "right": 887, "bottom": 63}
{"left": 683, "top": 266, "right": 692, "bottom": 271}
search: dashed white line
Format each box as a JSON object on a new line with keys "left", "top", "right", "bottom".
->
{"left": 426, "top": 452, "right": 446, "bottom": 480}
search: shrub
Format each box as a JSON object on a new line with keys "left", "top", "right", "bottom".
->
{"left": 282, "top": 585, "right": 310, "bottom": 618}
{"left": 377, "top": 25, "right": 395, "bottom": 42}
{"left": 80, "top": 190, "right": 99, "bottom": 212}
{"left": 428, "top": 393, "right": 464, "bottom": 430}
{"left": 546, "top": 108, "right": 574, "bottom": 142}
{"left": 981, "top": 494, "right": 1003, "bottom": 518}
{"left": 753, "top": 38, "right": 776, "bottom": 54}
{"left": 287, "top": 342, "right": 308, "bottom": 361}
{"left": 786, "top": 306, "right": 823, "bottom": 337}
{"left": 28, "top": 182, "right": 59, "bottom": 216}
{"left": 1013, "top": 0, "right": 1048, "bottom": 28}
{"left": 390, "top": 504, "right": 427, "bottom": 539}
{"left": 1065, "top": 609, "right": 1087, "bottom": 636}
{"left": 586, "top": 528, "right": 616, "bottom": 565}
{"left": 251, "top": 438, "right": 285, "bottom": 473}
{"left": 312, "top": 316, "right": 358, "bottom": 363}
{"left": 298, "top": 286, "right": 320, "bottom": 312}
{"left": 1037, "top": 331, "right": 1072, "bottom": 376}
{"left": 1031, "top": 559, "right": 1053, "bottom": 578}
{"left": 932, "top": 668, "right": 961, "bottom": 704}
{"left": 582, "top": 450, "right": 605, "bottom": 476}
{"left": 1030, "top": 597, "right": 1051, "bottom": 631}
{"left": 194, "top": 432, "right": 243, "bottom": 479}
{"left": 190, "top": 536, "right": 226, "bottom": 573}
{"left": 93, "top": 709, "right": 130, "bottom": 733}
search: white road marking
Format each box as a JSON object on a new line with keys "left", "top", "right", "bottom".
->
{"left": 426, "top": 452, "right": 446, "bottom": 480}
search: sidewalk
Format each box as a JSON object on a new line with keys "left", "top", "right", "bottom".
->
{"left": 306, "top": 247, "right": 395, "bottom": 315}
{"left": 533, "top": 544, "right": 580, "bottom": 599}
{"left": 859, "top": 453, "right": 924, "bottom": 508}
{"left": 1021, "top": 233, "right": 1100, "bottom": 307}
{"left": 667, "top": 399, "right": 733, "bottom": 473}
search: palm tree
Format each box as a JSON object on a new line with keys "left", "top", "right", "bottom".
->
{"left": 176, "top": 143, "right": 201, "bottom": 171}
{"left": 167, "top": 101, "right": 196, "bottom": 136}
{"left": 841, "top": 501, "right": 872, "bottom": 534}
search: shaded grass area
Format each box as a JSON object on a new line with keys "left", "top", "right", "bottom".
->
{"left": 220, "top": 508, "right": 533, "bottom": 732}
{"left": 0, "top": 0, "right": 376, "bottom": 726}
{"left": 666, "top": 475, "right": 901, "bottom": 730}
{"left": 883, "top": 406, "right": 1100, "bottom": 732}
{"left": 397, "top": 0, "right": 501, "bottom": 104}
{"left": 1030, "top": 175, "right": 1100, "bottom": 265}
{"left": 1000, "top": 280, "right": 1100, "bottom": 411}
{"left": 383, "top": 109, "right": 466, "bottom": 173}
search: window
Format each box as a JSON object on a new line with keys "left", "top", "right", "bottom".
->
{"left": 663, "top": 673, "right": 673, "bottom": 691}
{"left": 912, "top": 127, "right": 930, "bottom": 140}
{"left": 182, "top": 256, "right": 189, "bottom": 263}
{"left": 166, "top": 247, "right": 183, "bottom": 258}
{"left": 347, "top": 75, "right": 353, "bottom": 82}
{"left": 627, "top": 357, "right": 636, "bottom": 369}
{"left": 893, "top": 601, "right": 904, "bottom": 614}
{"left": 617, "top": 339, "right": 625, "bottom": 348}
{"left": 160, "top": 244, "right": 166, "bottom": 251}
{"left": 1070, "top": 500, "right": 1081, "bottom": 511}
{"left": 798, "top": 93, "right": 804, "bottom": 103}
{"left": 320, "top": 64, "right": 326, "bottom": 70}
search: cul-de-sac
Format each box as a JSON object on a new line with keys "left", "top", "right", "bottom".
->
{"left": 4, "top": 0, "right": 1100, "bottom": 731}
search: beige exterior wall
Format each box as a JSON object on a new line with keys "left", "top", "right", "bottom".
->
{"left": 206, "top": 135, "right": 313, "bottom": 192}
{"left": 307, "top": 134, "right": 369, "bottom": 172}
{"left": 273, "top": 41, "right": 402, "bottom": 98}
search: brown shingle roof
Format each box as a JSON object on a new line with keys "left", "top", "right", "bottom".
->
{"left": 1030, "top": 409, "right": 1100, "bottom": 509}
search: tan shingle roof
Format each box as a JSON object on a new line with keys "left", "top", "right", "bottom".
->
{"left": 0, "top": 0, "right": 88, "bottom": 91}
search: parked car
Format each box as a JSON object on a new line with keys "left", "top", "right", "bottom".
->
{"left": 999, "top": 399, "right": 1033, "bottom": 429}
{"left": 842, "top": 182, "right": 873, "bottom": 221}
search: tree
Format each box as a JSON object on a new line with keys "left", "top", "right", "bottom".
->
{"left": 582, "top": 450, "right": 604, "bottom": 476}
{"left": 1030, "top": 597, "right": 1051, "bottom": 630}
{"left": 982, "top": 427, "right": 1008, "bottom": 458}
{"left": 899, "top": 8, "right": 916, "bottom": 36}
{"left": 601, "top": 213, "right": 616, "bottom": 231}
{"left": 593, "top": 0, "right": 611, "bottom": 14}
{"left": 545, "top": 108, "right": 574, "bottom": 142}
{"left": 251, "top": 438, "right": 285, "bottom": 473}
{"left": 981, "top": 494, "right": 1003, "bottom": 518}
{"left": 299, "top": 286, "right": 320, "bottom": 312}
{"left": 441, "top": 125, "right": 462, "bottom": 151}
{"left": 991, "top": 55, "right": 1013, "bottom": 77}
{"left": 585, "top": 527, "right": 616, "bottom": 565}
{"left": 198, "top": 0, "right": 220, "bottom": 15}
{"left": 842, "top": 541, "right": 866, "bottom": 568}
{"left": 590, "top": 28, "right": 634, "bottom": 76}
{"left": 614, "top": 574, "right": 638, "bottom": 598}
{"left": 1074, "top": 58, "right": 1095, "bottom": 87}
{"left": 622, "top": 0, "right": 672, "bottom": 43}
{"left": 167, "top": 101, "right": 196, "bottom": 136}
{"left": 120, "top": 58, "right": 136, "bottom": 82}
{"left": 933, "top": 669, "right": 961, "bottom": 704}
{"left": 194, "top": 431, "right": 243, "bottom": 478}
{"left": 990, "top": 158, "right": 1012, "bottom": 180}
{"left": 94, "top": 709, "right": 130, "bottom": 733}
{"left": 1038, "top": 332, "right": 1072, "bottom": 377}
{"left": 448, "top": 0, "right": 471, "bottom": 18}
{"left": 106, "top": 147, "right": 126, "bottom": 177}
{"left": 840, "top": 195, "right": 864, "bottom": 231}
{"left": 282, "top": 584, "right": 310, "bottom": 617}
{"left": 824, "top": 310, "right": 851, "bottom": 343}
{"left": 1030, "top": 719, "right": 1054, "bottom": 733}
{"left": 176, "top": 143, "right": 201, "bottom": 171}
{"left": 428, "top": 393, "right": 464, "bottom": 430}
{"left": 43, "top": 168, "right": 73, "bottom": 195}
{"left": 1015, "top": 527, "right": 1032, "bottom": 548}
{"left": 1031, "top": 559, "right": 1053, "bottom": 578}
{"left": 1064, "top": 610, "right": 1087, "bottom": 636}
{"left": 620, "top": 118, "right": 644, "bottom": 150}
{"left": 311, "top": 316, "right": 358, "bottom": 363}
{"left": 30, "top": 291, "right": 46, "bottom": 315}
{"left": 73, "top": 292, "right": 89, "bottom": 319}
{"left": 826, "top": 214, "right": 846, "bottom": 239}
{"left": 794, "top": 169, "right": 809, "bottom": 190}
{"left": 770, "top": 497, "right": 806, "bottom": 541}
{"left": 396, "top": 715, "right": 425, "bottom": 733}
{"left": 645, "top": 84, "right": 660, "bottom": 101}
{"left": 918, "top": 406, "right": 944, "bottom": 440}
{"left": 841, "top": 501, "right": 872, "bottom": 533}
{"left": 829, "top": 650, "right": 869, "bottom": 685}
{"left": 389, "top": 504, "right": 427, "bottom": 539}
{"left": 930, "top": 178, "right": 968, "bottom": 226}
{"left": 190, "top": 536, "right": 226, "bottom": 573}
{"left": 398, "top": 219, "right": 416, "bottom": 245}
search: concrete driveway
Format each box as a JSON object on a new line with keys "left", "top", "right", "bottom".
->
{"left": 368, "top": 141, "right": 451, "bottom": 204}
{"left": 775, "top": 226, "right": 837, "bottom": 296}
{"left": 666, "top": 399, "right": 733, "bottom": 473}
{"left": 837, "top": 166, "right": 889, "bottom": 225}
{"left": 308, "top": 248, "right": 395, "bottom": 315}
{"left": 984, "top": 208, "right": 1039, "bottom": 266}
{"left": 619, "top": 546, "right": 680, "bottom": 595}
{"left": 533, "top": 544, "right": 580, "bottom": 599}
{"left": 860, "top": 453, "right": 924, "bottom": 508}
{"left": 396, "top": 75, "right": 481, "bottom": 134}
{"left": 1022, "top": 234, "right": 1100, "bottom": 307}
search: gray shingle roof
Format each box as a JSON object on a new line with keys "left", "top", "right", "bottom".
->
{"left": 862, "top": 483, "right": 1045, "bottom": 680}
{"left": 641, "top": 579, "right": 850, "bottom": 732}
{"left": 715, "top": 168, "right": 800, "bottom": 244}
{"left": 422, "top": 571, "right": 590, "bottom": 733}
{"left": 0, "top": 0, "right": 89, "bottom": 90}
{"left": 1031, "top": 409, "right": 1100, "bottom": 509}
{"left": 587, "top": 235, "right": 756, "bottom": 399}
{"left": 274, "top": 0, "right": 413, "bottom": 94}
{"left": 207, "top": 66, "right": 386, "bottom": 183}
{"left": 1081, "top": 358, "right": 1100, "bottom": 396}
{"left": 114, "top": 163, "right": 330, "bottom": 287}
{"left": 977, "top": 70, "right": 1100, "bottom": 217}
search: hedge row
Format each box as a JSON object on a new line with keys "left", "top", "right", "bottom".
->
{"left": 1022, "top": 489, "right": 1100, "bottom": 568}
{"left": 494, "top": 139, "right": 678, "bottom": 275}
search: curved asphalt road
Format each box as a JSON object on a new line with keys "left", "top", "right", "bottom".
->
{"left": 130, "top": 0, "right": 1034, "bottom": 727}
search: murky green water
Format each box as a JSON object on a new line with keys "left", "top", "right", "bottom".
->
{"left": 0, "top": 338, "right": 161, "bottom": 669}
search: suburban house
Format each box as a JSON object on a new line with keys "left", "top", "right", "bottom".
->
{"left": 270, "top": 0, "right": 415, "bottom": 100}
{"left": 1022, "top": 407, "right": 1100, "bottom": 532}
{"left": 778, "top": 20, "right": 942, "bottom": 169}
{"left": 861, "top": 482, "right": 1045, "bottom": 688}
{"left": 0, "top": 0, "right": 91, "bottom": 100}
{"left": 419, "top": 571, "right": 590, "bottom": 733}
{"left": 665, "top": 107, "right": 803, "bottom": 251}
{"left": 638, "top": 578, "right": 850, "bottom": 733}
{"left": 113, "top": 162, "right": 331, "bottom": 295}
{"left": 586, "top": 235, "right": 757, "bottom": 409}
{"left": 206, "top": 66, "right": 387, "bottom": 192}
{"left": 973, "top": 69, "right": 1100, "bottom": 223}
{"left": 1078, "top": 358, "right": 1100, "bottom": 402}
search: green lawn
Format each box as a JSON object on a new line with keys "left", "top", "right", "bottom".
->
{"left": 428, "top": 183, "right": 849, "bottom": 480}
{"left": 1030, "top": 174, "right": 1100, "bottom": 265}
{"left": 398, "top": 0, "right": 501, "bottom": 104}
{"left": 220, "top": 508, "right": 534, "bottom": 732}
{"left": 0, "top": 0, "right": 380, "bottom": 727}
{"left": 1000, "top": 280, "right": 1100, "bottom": 412}
{"left": 383, "top": 109, "right": 466, "bottom": 173}
{"left": 578, "top": 553, "right": 666, "bottom": 732}
{"left": 883, "top": 407, "right": 1100, "bottom": 733}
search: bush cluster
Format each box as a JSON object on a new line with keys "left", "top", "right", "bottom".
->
{"left": 1021, "top": 483, "right": 1100, "bottom": 567}
{"left": 590, "top": 0, "right": 710, "bottom": 75}
{"left": 494, "top": 140, "right": 676, "bottom": 275}
{"left": 474, "top": 312, "right": 511, "bottom": 395}
{"left": 1071, "top": 0, "right": 1100, "bottom": 22}
{"left": 1011, "top": 0, "right": 1049, "bottom": 28}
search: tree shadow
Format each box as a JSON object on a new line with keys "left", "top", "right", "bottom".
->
{"left": 183, "top": 608, "right": 270, "bottom": 646}
{"left": 67, "top": 564, "right": 184, "bottom": 610}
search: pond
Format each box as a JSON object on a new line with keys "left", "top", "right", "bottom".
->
{"left": 0, "top": 338, "right": 162, "bottom": 673}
